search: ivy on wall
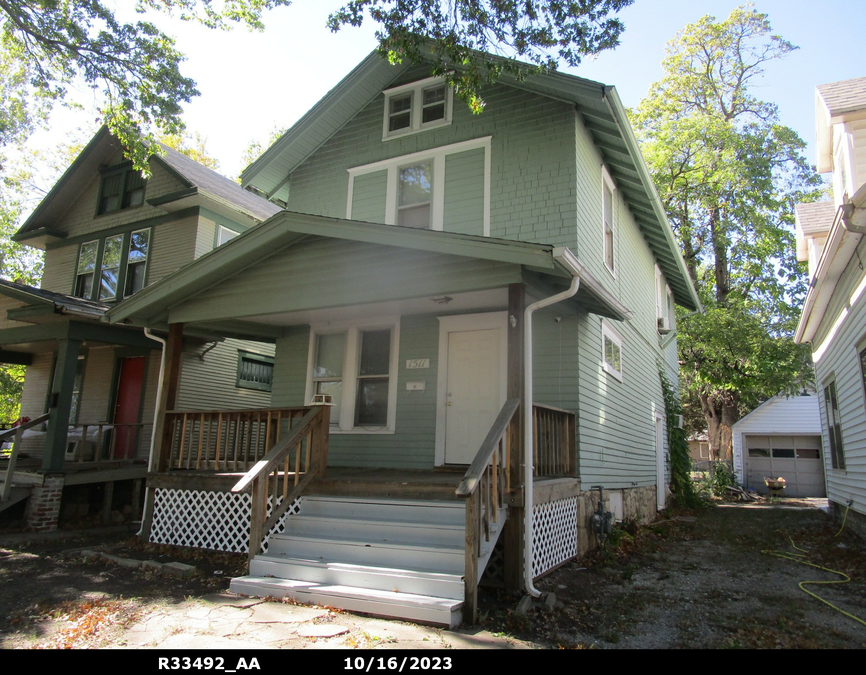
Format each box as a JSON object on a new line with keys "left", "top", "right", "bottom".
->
{"left": 659, "top": 365, "right": 701, "bottom": 507}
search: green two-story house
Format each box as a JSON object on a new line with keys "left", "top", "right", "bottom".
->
{"left": 108, "top": 52, "right": 699, "bottom": 627}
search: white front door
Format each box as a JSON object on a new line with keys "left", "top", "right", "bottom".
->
{"left": 438, "top": 319, "right": 504, "bottom": 465}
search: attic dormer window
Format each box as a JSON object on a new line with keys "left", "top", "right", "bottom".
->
{"left": 98, "top": 162, "right": 146, "bottom": 215}
{"left": 383, "top": 78, "right": 452, "bottom": 140}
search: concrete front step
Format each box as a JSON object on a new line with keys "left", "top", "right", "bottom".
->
{"left": 249, "top": 556, "right": 465, "bottom": 600}
{"left": 230, "top": 575, "right": 463, "bottom": 628}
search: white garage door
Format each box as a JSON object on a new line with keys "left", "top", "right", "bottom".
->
{"left": 745, "top": 435, "right": 825, "bottom": 497}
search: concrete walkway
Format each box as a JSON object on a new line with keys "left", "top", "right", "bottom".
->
{"left": 117, "top": 593, "right": 539, "bottom": 650}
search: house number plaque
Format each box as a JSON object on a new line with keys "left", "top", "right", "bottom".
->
{"left": 405, "top": 359, "right": 430, "bottom": 369}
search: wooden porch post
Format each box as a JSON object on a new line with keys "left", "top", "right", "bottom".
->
{"left": 140, "top": 323, "right": 184, "bottom": 540}
{"left": 41, "top": 338, "right": 82, "bottom": 474}
{"left": 504, "top": 283, "right": 525, "bottom": 592}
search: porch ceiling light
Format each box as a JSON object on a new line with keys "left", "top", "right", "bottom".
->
{"left": 431, "top": 296, "right": 452, "bottom": 305}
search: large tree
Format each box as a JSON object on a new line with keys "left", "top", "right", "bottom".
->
{"left": 631, "top": 6, "right": 822, "bottom": 460}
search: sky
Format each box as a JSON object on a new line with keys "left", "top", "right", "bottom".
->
{"left": 32, "top": 0, "right": 866, "bottom": 181}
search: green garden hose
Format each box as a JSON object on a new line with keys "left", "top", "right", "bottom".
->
{"left": 762, "top": 504, "right": 866, "bottom": 628}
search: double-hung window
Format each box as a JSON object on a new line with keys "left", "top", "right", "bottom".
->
{"left": 601, "top": 319, "right": 623, "bottom": 381}
{"left": 307, "top": 319, "right": 399, "bottom": 433}
{"left": 397, "top": 161, "right": 433, "bottom": 229}
{"left": 383, "top": 78, "right": 452, "bottom": 140}
{"left": 602, "top": 166, "right": 616, "bottom": 274}
{"left": 98, "top": 162, "right": 146, "bottom": 215}
{"left": 74, "top": 228, "right": 151, "bottom": 302}
{"left": 655, "top": 265, "right": 674, "bottom": 333}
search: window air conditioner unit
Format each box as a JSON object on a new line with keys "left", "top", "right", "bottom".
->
{"left": 658, "top": 316, "right": 672, "bottom": 334}
{"left": 311, "top": 394, "right": 334, "bottom": 405}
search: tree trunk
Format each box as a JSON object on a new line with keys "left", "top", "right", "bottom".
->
{"left": 709, "top": 205, "right": 730, "bottom": 304}
{"left": 700, "top": 393, "right": 739, "bottom": 462}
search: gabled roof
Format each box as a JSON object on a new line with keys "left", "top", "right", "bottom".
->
{"left": 107, "top": 209, "right": 633, "bottom": 331}
{"left": 240, "top": 52, "right": 700, "bottom": 312}
{"left": 794, "top": 201, "right": 835, "bottom": 261}
{"left": 815, "top": 76, "right": 866, "bottom": 173}
{"left": 14, "top": 126, "right": 280, "bottom": 248}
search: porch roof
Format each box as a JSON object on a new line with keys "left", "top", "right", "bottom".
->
{"left": 107, "top": 210, "right": 632, "bottom": 336}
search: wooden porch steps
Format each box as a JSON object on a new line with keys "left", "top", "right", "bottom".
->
{"left": 230, "top": 496, "right": 495, "bottom": 628}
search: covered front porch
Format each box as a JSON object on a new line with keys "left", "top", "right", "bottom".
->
{"left": 108, "top": 213, "right": 627, "bottom": 624}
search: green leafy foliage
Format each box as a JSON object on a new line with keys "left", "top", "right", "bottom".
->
{"left": 159, "top": 130, "right": 219, "bottom": 170}
{"left": 659, "top": 365, "right": 700, "bottom": 508}
{"left": 328, "top": 0, "right": 633, "bottom": 112}
{"left": 0, "top": 0, "right": 289, "bottom": 171}
{"left": 632, "top": 7, "right": 823, "bottom": 458}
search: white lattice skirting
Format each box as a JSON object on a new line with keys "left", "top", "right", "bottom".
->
{"left": 150, "top": 488, "right": 299, "bottom": 553}
{"left": 532, "top": 496, "right": 578, "bottom": 578}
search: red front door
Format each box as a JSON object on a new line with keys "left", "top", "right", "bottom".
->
{"left": 113, "top": 357, "right": 145, "bottom": 459}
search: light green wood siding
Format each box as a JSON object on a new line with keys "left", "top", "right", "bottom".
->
{"left": 195, "top": 216, "right": 217, "bottom": 259}
{"left": 40, "top": 245, "right": 78, "bottom": 295}
{"left": 169, "top": 238, "right": 521, "bottom": 324}
{"left": 443, "top": 148, "right": 485, "bottom": 236}
{"left": 285, "top": 71, "right": 576, "bottom": 249}
{"left": 351, "top": 170, "right": 387, "bottom": 223}
{"left": 271, "top": 315, "right": 440, "bottom": 469}
{"left": 176, "top": 338, "right": 274, "bottom": 411}
{"left": 18, "top": 352, "right": 53, "bottom": 455}
{"left": 532, "top": 308, "right": 580, "bottom": 413}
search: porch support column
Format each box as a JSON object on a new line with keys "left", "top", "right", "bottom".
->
{"left": 140, "top": 323, "right": 183, "bottom": 541}
{"left": 504, "top": 282, "right": 526, "bottom": 592}
{"left": 41, "top": 338, "right": 82, "bottom": 473}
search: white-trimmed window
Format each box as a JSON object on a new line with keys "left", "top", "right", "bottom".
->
{"left": 601, "top": 319, "right": 623, "bottom": 381}
{"left": 217, "top": 225, "right": 239, "bottom": 247}
{"left": 602, "top": 166, "right": 616, "bottom": 274}
{"left": 383, "top": 78, "right": 453, "bottom": 140}
{"left": 655, "top": 265, "right": 674, "bottom": 333}
{"left": 306, "top": 318, "right": 400, "bottom": 433}
{"left": 823, "top": 379, "right": 845, "bottom": 469}
{"left": 346, "top": 137, "right": 491, "bottom": 234}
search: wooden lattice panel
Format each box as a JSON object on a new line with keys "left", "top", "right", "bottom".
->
{"left": 532, "top": 496, "right": 578, "bottom": 578}
{"left": 150, "top": 488, "right": 299, "bottom": 553}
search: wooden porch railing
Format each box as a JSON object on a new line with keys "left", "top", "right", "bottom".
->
{"left": 163, "top": 407, "right": 316, "bottom": 473}
{"left": 455, "top": 398, "right": 520, "bottom": 624}
{"left": 67, "top": 422, "right": 148, "bottom": 462}
{"left": 231, "top": 406, "right": 330, "bottom": 559}
{"left": 1, "top": 413, "right": 50, "bottom": 502}
{"left": 532, "top": 403, "right": 577, "bottom": 478}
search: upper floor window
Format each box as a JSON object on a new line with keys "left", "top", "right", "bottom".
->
{"left": 74, "top": 228, "right": 151, "bottom": 302}
{"left": 346, "top": 137, "right": 491, "bottom": 235}
{"left": 383, "top": 78, "right": 453, "bottom": 140}
{"left": 98, "top": 162, "right": 146, "bottom": 215}
{"left": 602, "top": 166, "right": 616, "bottom": 275}
{"left": 216, "top": 225, "right": 239, "bottom": 247}
{"left": 656, "top": 265, "right": 674, "bottom": 333}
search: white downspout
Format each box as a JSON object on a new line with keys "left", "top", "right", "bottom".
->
{"left": 137, "top": 327, "right": 167, "bottom": 537}
{"left": 523, "top": 248, "right": 581, "bottom": 597}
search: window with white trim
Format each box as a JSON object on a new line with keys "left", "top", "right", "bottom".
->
{"left": 217, "top": 225, "right": 239, "bottom": 247}
{"left": 602, "top": 166, "right": 616, "bottom": 274}
{"left": 601, "top": 319, "right": 623, "bottom": 381}
{"left": 383, "top": 78, "right": 452, "bottom": 140}
{"left": 347, "top": 137, "right": 491, "bottom": 234}
{"left": 656, "top": 265, "right": 674, "bottom": 333}
{"left": 307, "top": 319, "right": 399, "bottom": 432}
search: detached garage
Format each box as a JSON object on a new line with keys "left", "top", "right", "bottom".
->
{"left": 732, "top": 394, "right": 825, "bottom": 497}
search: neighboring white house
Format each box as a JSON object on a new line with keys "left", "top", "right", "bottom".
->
{"left": 795, "top": 76, "right": 866, "bottom": 535}
{"left": 732, "top": 395, "right": 824, "bottom": 497}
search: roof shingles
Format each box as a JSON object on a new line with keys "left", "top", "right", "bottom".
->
{"left": 818, "top": 77, "right": 866, "bottom": 117}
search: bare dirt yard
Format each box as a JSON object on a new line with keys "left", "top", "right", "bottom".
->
{"left": 1, "top": 498, "right": 864, "bottom": 650}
